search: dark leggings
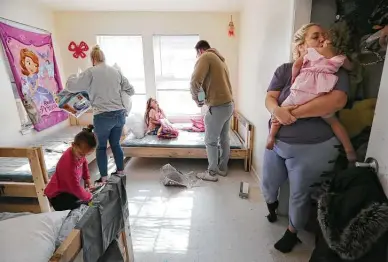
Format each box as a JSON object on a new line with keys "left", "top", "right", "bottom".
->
{"left": 49, "top": 193, "right": 81, "bottom": 211}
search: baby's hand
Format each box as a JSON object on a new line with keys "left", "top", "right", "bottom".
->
{"left": 323, "top": 39, "right": 332, "bottom": 47}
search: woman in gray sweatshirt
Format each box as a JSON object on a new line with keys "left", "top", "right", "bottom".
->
{"left": 66, "top": 45, "right": 134, "bottom": 183}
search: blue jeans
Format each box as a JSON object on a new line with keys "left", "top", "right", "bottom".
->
{"left": 93, "top": 110, "right": 126, "bottom": 177}
{"left": 261, "top": 137, "right": 339, "bottom": 231}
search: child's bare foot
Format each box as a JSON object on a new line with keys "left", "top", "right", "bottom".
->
{"left": 266, "top": 137, "right": 275, "bottom": 150}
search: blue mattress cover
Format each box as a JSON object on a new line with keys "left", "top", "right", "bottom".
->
{"left": 121, "top": 129, "right": 243, "bottom": 149}
{"left": 0, "top": 126, "right": 84, "bottom": 183}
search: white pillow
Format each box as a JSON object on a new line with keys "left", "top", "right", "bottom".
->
{"left": 0, "top": 210, "right": 70, "bottom": 262}
{"left": 125, "top": 113, "right": 146, "bottom": 139}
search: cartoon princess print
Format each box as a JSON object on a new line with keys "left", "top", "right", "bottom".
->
{"left": 19, "top": 48, "right": 56, "bottom": 116}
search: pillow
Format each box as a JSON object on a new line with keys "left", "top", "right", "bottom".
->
{"left": 0, "top": 210, "right": 70, "bottom": 262}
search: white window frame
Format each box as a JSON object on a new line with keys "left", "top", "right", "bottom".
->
{"left": 95, "top": 34, "right": 201, "bottom": 122}
{"left": 153, "top": 34, "right": 201, "bottom": 122}
{"left": 97, "top": 35, "right": 148, "bottom": 114}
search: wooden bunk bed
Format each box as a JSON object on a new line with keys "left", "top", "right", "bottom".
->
{"left": 0, "top": 115, "right": 92, "bottom": 213}
{"left": 0, "top": 146, "right": 131, "bottom": 261}
{"left": 121, "top": 111, "right": 254, "bottom": 171}
{"left": 0, "top": 147, "right": 50, "bottom": 213}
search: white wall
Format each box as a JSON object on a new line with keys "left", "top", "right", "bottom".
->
{"left": 53, "top": 11, "right": 240, "bottom": 96}
{"left": 237, "top": 0, "right": 295, "bottom": 174}
{"left": 366, "top": 57, "right": 388, "bottom": 196}
{"left": 0, "top": 0, "right": 67, "bottom": 146}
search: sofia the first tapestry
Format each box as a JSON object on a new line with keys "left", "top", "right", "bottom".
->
{"left": 0, "top": 22, "right": 68, "bottom": 131}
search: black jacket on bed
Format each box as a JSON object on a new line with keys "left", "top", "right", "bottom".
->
{"left": 310, "top": 166, "right": 388, "bottom": 262}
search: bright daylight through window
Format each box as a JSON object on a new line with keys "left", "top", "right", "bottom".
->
{"left": 97, "top": 35, "right": 146, "bottom": 114}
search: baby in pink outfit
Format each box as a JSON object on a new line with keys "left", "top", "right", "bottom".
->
{"left": 267, "top": 41, "right": 357, "bottom": 162}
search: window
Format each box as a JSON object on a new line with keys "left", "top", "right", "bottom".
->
{"left": 153, "top": 35, "right": 200, "bottom": 116}
{"left": 97, "top": 35, "right": 146, "bottom": 114}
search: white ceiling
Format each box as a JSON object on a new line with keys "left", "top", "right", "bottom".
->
{"left": 35, "top": 0, "right": 243, "bottom": 12}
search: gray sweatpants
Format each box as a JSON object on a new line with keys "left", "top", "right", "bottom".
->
{"left": 204, "top": 102, "right": 234, "bottom": 173}
{"left": 261, "top": 137, "right": 339, "bottom": 231}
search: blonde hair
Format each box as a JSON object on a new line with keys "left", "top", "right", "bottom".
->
{"left": 292, "top": 23, "right": 320, "bottom": 60}
{"left": 90, "top": 45, "right": 105, "bottom": 64}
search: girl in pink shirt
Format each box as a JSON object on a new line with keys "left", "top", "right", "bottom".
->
{"left": 44, "top": 125, "right": 97, "bottom": 211}
{"left": 144, "top": 98, "right": 166, "bottom": 135}
{"left": 266, "top": 40, "right": 357, "bottom": 162}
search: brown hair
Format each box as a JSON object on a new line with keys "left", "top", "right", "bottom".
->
{"left": 195, "top": 40, "right": 211, "bottom": 52}
{"left": 144, "top": 98, "right": 154, "bottom": 127}
{"left": 20, "top": 48, "right": 39, "bottom": 76}
{"left": 144, "top": 98, "right": 164, "bottom": 127}
{"left": 292, "top": 23, "right": 321, "bottom": 60}
{"left": 74, "top": 125, "right": 97, "bottom": 149}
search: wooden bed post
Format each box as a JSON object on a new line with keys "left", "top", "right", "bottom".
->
{"left": 245, "top": 125, "right": 254, "bottom": 172}
{"left": 69, "top": 115, "right": 79, "bottom": 126}
{"left": 28, "top": 148, "right": 51, "bottom": 212}
{"left": 37, "top": 147, "right": 49, "bottom": 185}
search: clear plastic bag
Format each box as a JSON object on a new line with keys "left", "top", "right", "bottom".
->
{"left": 160, "top": 164, "right": 200, "bottom": 189}
{"left": 125, "top": 113, "right": 146, "bottom": 139}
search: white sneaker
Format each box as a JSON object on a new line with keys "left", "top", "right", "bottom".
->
{"left": 218, "top": 170, "right": 228, "bottom": 177}
{"left": 196, "top": 171, "right": 218, "bottom": 182}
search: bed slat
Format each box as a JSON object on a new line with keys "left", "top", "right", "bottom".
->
{"left": 28, "top": 148, "right": 51, "bottom": 212}
{"left": 0, "top": 182, "right": 36, "bottom": 197}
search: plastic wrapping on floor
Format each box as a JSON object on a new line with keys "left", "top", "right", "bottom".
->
{"left": 56, "top": 204, "right": 89, "bottom": 248}
{"left": 76, "top": 174, "right": 132, "bottom": 262}
{"left": 160, "top": 163, "right": 200, "bottom": 188}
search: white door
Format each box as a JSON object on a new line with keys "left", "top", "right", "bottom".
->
{"left": 366, "top": 57, "right": 388, "bottom": 196}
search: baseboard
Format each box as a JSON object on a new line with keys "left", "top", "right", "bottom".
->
{"left": 250, "top": 165, "right": 261, "bottom": 185}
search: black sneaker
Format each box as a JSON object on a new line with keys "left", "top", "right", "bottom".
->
{"left": 266, "top": 200, "right": 279, "bottom": 223}
{"left": 111, "top": 170, "right": 124, "bottom": 176}
{"left": 94, "top": 177, "right": 107, "bottom": 185}
{"left": 274, "top": 229, "right": 302, "bottom": 253}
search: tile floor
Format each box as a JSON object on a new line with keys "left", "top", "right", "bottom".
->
{"left": 122, "top": 157, "right": 314, "bottom": 262}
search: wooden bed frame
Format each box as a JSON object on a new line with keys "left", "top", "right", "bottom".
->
{"left": 0, "top": 147, "right": 50, "bottom": 213}
{"left": 122, "top": 111, "right": 254, "bottom": 171}
{"left": 0, "top": 146, "right": 130, "bottom": 262}
{"left": 0, "top": 115, "right": 92, "bottom": 213}
{"left": 49, "top": 228, "right": 130, "bottom": 262}
{"left": 0, "top": 115, "right": 132, "bottom": 261}
{"left": 0, "top": 112, "right": 124, "bottom": 213}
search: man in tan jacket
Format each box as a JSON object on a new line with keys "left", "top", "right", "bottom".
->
{"left": 190, "top": 40, "right": 234, "bottom": 182}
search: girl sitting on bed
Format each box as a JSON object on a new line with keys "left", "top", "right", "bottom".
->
{"left": 44, "top": 125, "right": 97, "bottom": 211}
{"left": 145, "top": 98, "right": 166, "bottom": 135}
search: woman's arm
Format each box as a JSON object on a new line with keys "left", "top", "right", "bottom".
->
{"left": 291, "top": 69, "right": 349, "bottom": 118}
{"left": 66, "top": 69, "right": 93, "bottom": 93}
{"left": 291, "top": 90, "right": 347, "bottom": 118}
{"left": 120, "top": 72, "right": 135, "bottom": 96}
{"left": 266, "top": 64, "right": 297, "bottom": 125}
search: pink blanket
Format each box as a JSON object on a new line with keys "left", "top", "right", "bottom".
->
{"left": 183, "top": 118, "right": 205, "bottom": 132}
